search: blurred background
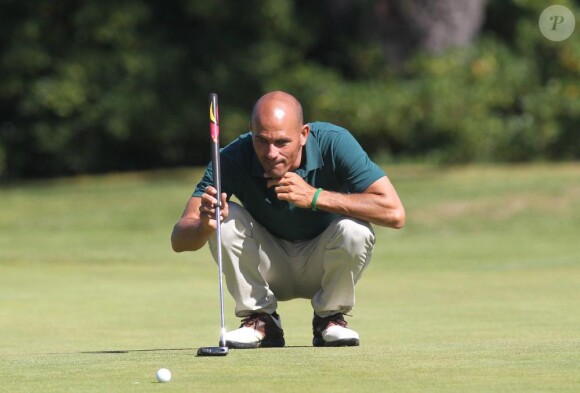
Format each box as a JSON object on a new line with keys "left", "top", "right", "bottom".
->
{"left": 0, "top": 0, "right": 578, "bottom": 180}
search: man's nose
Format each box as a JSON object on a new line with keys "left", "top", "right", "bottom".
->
{"left": 266, "top": 144, "right": 278, "bottom": 160}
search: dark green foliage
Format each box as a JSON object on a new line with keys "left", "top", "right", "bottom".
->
{"left": 0, "top": 0, "right": 578, "bottom": 178}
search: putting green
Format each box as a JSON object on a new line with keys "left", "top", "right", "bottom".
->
{"left": 1, "top": 164, "right": 578, "bottom": 392}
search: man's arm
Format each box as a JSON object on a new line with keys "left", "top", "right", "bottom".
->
{"left": 270, "top": 174, "right": 405, "bottom": 229}
{"left": 312, "top": 176, "right": 405, "bottom": 228}
{"left": 171, "top": 187, "right": 228, "bottom": 252}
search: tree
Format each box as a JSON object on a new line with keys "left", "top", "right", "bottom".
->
{"left": 328, "top": 0, "right": 487, "bottom": 64}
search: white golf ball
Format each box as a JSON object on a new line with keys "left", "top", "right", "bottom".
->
{"left": 156, "top": 368, "right": 172, "bottom": 383}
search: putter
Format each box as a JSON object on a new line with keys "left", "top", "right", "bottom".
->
{"left": 197, "top": 93, "right": 229, "bottom": 357}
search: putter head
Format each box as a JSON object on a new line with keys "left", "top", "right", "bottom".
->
{"left": 197, "top": 346, "right": 229, "bottom": 356}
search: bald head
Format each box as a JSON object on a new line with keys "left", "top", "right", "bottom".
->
{"left": 249, "top": 91, "right": 310, "bottom": 178}
{"left": 251, "top": 91, "right": 304, "bottom": 132}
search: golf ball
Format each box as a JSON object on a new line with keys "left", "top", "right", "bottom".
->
{"left": 156, "top": 368, "right": 172, "bottom": 383}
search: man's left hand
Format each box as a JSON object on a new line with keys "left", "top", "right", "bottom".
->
{"left": 267, "top": 172, "right": 317, "bottom": 209}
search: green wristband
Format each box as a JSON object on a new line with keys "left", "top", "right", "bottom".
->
{"left": 311, "top": 188, "right": 323, "bottom": 211}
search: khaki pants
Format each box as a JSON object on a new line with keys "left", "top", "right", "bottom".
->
{"left": 209, "top": 202, "right": 375, "bottom": 318}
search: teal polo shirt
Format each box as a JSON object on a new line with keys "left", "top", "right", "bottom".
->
{"left": 193, "top": 122, "right": 385, "bottom": 241}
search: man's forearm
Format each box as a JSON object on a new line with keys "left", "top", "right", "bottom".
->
{"left": 171, "top": 218, "right": 214, "bottom": 252}
{"left": 313, "top": 190, "right": 405, "bottom": 229}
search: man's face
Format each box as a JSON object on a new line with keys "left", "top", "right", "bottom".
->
{"left": 252, "top": 124, "right": 309, "bottom": 179}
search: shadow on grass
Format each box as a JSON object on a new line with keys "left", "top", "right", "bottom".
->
{"left": 79, "top": 348, "right": 193, "bottom": 354}
{"left": 82, "top": 345, "right": 315, "bottom": 354}
{"left": 33, "top": 345, "right": 317, "bottom": 356}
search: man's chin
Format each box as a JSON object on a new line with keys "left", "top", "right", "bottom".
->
{"left": 264, "top": 168, "right": 287, "bottom": 179}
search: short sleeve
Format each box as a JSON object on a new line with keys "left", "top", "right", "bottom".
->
{"left": 332, "top": 131, "right": 385, "bottom": 193}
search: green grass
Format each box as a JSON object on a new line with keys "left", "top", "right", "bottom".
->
{"left": 1, "top": 164, "right": 579, "bottom": 392}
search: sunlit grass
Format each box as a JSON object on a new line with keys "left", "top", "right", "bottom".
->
{"left": 0, "top": 164, "right": 578, "bottom": 392}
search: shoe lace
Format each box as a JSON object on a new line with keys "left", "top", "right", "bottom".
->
{"left": 239, "top": 313, "right": 270, "bottom": 329}
{"left": 326, "top": 313, "right": 348, "bottom": 328}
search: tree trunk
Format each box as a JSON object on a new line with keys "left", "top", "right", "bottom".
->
{"left": 378, "top": 0, "right": 486, "bottom": 62}
{"left": 330, "top": 0, "right": 487, "bottom": 64}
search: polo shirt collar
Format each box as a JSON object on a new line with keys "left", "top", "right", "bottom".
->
{"left": 251, "top": 130, "right": 324, "bottom": 178}
{"left": 295, "top": 132, "right": 323, "bottom": 177}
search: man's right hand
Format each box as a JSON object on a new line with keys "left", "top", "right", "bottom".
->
{"left": 199, "top": 186, "right": 229, "bottom": 231}
{"left": 171, "top": 188, "right": 228, "bottom": 252}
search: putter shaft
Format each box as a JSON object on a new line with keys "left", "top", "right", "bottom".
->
{"left": 215, "top": 203, "right": 226, "bottom": 347}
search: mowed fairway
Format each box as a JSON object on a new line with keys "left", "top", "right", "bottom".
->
{"left": 0, "top": 164, "right": 578, "bottom": 392}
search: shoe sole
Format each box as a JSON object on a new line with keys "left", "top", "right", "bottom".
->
{"left": 226, "top": 337, "right": 285, "bottom": 349}
{"left": 312, "top": 337, "right": 360, "bottom": 347}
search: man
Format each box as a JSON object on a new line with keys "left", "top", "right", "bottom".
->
{"left": 171, "top": 91, "right": 405, "bottom": 348}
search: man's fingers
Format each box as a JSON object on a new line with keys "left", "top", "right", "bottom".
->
{"left": 205, "top": 185, "right": 217, "bottom": 194}
{"left": 201, "top": 187, "right": 222, "bottom": 207}
{"left": 220, "top": 192, "right": 228, "bottom": 208}
{"left": 266, "top": 178, "right": 281, "bottom": 188}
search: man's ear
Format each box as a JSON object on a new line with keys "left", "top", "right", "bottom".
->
{"left": 300, "top": 124, "right": 310, "bottom": 146}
